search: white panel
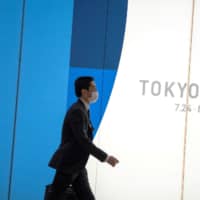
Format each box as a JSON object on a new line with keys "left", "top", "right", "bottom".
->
{"left": 87, "top": 0, "right": 194, "bottom": 199}
{"left": 184, "top": 0, "right": 200, "bottom": 199}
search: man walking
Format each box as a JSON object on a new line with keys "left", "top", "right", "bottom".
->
{"left": 46, "top": 76, "right": 119, "bottom": 200}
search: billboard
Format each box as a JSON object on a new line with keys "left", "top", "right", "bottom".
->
{"left": 85, "top": 0, "right": 200, "bottom": 199}
{"left": 1, "top": 0, "right": 199, "bottom": 199}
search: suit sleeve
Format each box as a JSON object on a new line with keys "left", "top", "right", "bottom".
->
{"left": 69, "top": 109, "right": 107, "bottom": 162}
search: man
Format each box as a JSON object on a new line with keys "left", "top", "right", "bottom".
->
{"left": 46, "top": 76, "right": 119, "bottom": 200}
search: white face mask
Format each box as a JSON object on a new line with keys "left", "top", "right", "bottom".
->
{"left": 89, "top": 91, "right": 99, "bottom": 103}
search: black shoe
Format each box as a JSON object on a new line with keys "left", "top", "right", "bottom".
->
{"left": 44, "top": 184, "right": 77, "bottom": 200}
{"left": 62, "top": 185, "right": 77, "bottom": 200}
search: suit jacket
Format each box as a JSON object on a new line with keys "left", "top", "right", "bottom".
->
{"left": 48, "top": 99, "right": 107, "bottom": 174}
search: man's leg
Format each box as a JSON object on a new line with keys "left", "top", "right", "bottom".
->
{"left": 73, "top": 168, "right": 95, "bottom": 200}
{"left": 45, "top": 171, "right": 73, "bottom": 200}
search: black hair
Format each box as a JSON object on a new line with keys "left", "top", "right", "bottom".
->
{"left": 74, "top": 76, "right": 94, "bottom": 97}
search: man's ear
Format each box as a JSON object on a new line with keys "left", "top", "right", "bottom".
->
{"left": 81, "top": 88, "right": 87, "bottom": 97}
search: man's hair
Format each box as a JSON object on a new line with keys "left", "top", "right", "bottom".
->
{"left": 75, "top": 76, "right": 94, "bottom": 97}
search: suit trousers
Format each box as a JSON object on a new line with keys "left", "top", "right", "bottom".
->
{"left": 50, "top": 168, "right": 95, "bottom": 200}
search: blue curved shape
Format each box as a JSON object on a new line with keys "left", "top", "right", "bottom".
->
{"left": 67, "top": 0, "right": 128, "bottom": 136}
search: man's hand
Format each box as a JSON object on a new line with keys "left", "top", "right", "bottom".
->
{"left": 106, "top": 155, "right": 119, "bottom": 167}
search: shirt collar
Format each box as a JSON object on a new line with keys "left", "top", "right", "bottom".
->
{"left": 79, "top": 98, "right": 90, "bottom": 110}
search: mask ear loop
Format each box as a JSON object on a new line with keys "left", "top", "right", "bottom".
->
{"left": 181, "top": 1, "right": 196, "bottom": 200}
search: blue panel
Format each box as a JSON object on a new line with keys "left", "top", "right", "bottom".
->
{"left": 70, "top": 0, "right": 128, "bottom": 69}
{"left": 0, "top": 1, "right": 23, "bottom": 200}
{"left": 68, "top": 0, "right": 127, "bottom": 136}
{"left": 70, "top": 0, "right": 107, "bottom": 68}
{"left": 105, "top": 0, "right": 128, "bottom": 69}
{"left": 100, "top": 70, "right": 117, "bottom": 119}
{"left": 10, "top": 1, "right": 74, "bottom": 200}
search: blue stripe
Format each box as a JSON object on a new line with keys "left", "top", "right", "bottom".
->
{"left": 67, "top": 0, "right": 128, "bottom": 136}
{"left": 70, "top": 0, "right": 128, "bottom": 69}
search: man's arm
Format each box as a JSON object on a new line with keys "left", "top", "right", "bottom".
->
{"left": 69, "top": 109, "right": 108, "bottom": 162}
{"left": 69, "top": 109, "right": 119, "bottom": 167}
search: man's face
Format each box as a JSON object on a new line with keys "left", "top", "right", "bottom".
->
{"left": 87, "top": 81, "right": 97, "bottom": 94}
{"left": 82, "top": 81, "right": 98, "bottom": 103}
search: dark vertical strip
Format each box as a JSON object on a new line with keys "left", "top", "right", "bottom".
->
{"left": 100, "top": 0, "right": 110, "bottom": 119}
{"left": 7, "top": 0, "right": 26, "bottom": 199}
{"left": 94, "top": 0, "right": 110, "bottom": 195}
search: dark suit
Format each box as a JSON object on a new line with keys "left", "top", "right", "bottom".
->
{"left": 48, "top": 99, "right": 107, "bottom": 199}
